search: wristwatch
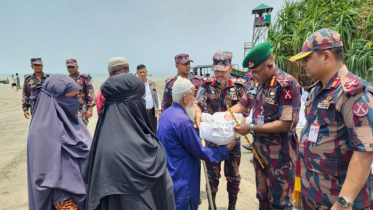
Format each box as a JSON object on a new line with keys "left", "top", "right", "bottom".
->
{"left": 250, "top": 124, "right": 255, "bottom": 134}
{"left": 337, "top": 196, "right": 353, "bottom": 208}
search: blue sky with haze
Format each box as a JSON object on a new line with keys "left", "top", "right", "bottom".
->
{"left": 0, "top": 0, "right": 284, "bottom": 75}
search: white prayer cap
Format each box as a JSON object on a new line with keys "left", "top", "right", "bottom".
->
{"left": 108, "top": 57, "right": 128, "bottom": 68}
{"left": 172, "top": 76, "right": 194, "bottom": 95}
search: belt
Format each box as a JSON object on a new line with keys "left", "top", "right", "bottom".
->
{"left": 147, "top": 107, "right": 154, "bottom": 112}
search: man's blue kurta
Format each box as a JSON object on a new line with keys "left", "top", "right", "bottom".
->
{"left": 158, "top": 103, "right": 229, "bottom": 210}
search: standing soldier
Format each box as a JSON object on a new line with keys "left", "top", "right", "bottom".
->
{"left": 289, "top": 28, "right": 373, "bottom": 209}
{"left": 66, "top": 58, "right": 96, "bottom": 126}
{"left": 22, "top": 58, "right": 49, "bottom": 119}
{"left": 194, "top": 51, "right": 246, "bottom": 210}
{"left": 231, "top": 41, "right": 302, "bottom": 210}
{"left": 161, "top": 53, "right": 201, "bottom": 113}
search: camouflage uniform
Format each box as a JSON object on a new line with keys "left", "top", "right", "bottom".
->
{"left": 22, "top": 58, "right": 49, "bottom": 113}
{"left": 239, "top": 67, "right": 301, "bottom": 210}
{"left": 161, "top": 53, "right": 202, "bottom": 112}
{"left": 22, "top": 73, "right": 49, "bottom": 113}
{"left": 196, "top": 52, "right": 246, "bottom": 202}
{"left": 70, "top": 72, "right": 96, "bottom": 125}
{"left": 291, "top": 29, "right": 373, "bottom": 209}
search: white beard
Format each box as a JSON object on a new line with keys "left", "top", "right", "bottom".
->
{"left": 217, "top": 78, "right": 227, "bottom": 84}
{"left": 185, "top": 104, "right": 196, "bottom": 121}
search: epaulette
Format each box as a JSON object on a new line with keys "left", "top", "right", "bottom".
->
{"left": 276, "top": 73, "right": 292, "bottom": 88}
{"left": 341, "top": 74, "right": 365, "bottom": 97}
{"left": 233, "top": 78, "right": 246, "bottom": 85}
{"left": 81, "top": 73, "right": 91, "bottom": 78}
{"left": 24, "top": 74, "right": 31, "bottom": 79}
{"left": 165, "top": 76, "right": 176, "bottom": 84}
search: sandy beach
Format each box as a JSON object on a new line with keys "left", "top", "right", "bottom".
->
{"left": 0, "top": 80, "right": 261, "bottom": 210}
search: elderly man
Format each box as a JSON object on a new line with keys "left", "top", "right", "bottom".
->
{"left": 158, "top": 77, "right": 236, "bottom": 210}
{"left": 67, "top": 58, "right": 96, "bottom": 126}
{"left": 96, "top": 57, "right": 130, "bottom": 114}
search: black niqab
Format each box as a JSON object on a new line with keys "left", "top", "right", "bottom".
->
{"left": 84, "top": 73, "right": 174, "bottom": 210}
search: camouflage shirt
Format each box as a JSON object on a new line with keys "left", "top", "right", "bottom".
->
{"left": 196, "top": 76, "right": 246, "bottom": 114}
{"left": 22, "top": 73, "right": 49, "bottom": 112}
{"left": 70, "top": 72, "right": 96, "bottom": 117}
{"left": 300, "top": 65, "right": 373, "bottom": 208}
{"left": 161, "top": 74, "right": 201, "bottom": 112}
{"left": 239, "top": 67, "right": 302, "bottom": 167}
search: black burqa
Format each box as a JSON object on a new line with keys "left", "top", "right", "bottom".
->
{"left": 84, "top": 73, "right": 175, "bottom": 210}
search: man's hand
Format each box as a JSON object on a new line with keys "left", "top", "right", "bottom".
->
{"left": 226, "top": 138, "right": 237, "bottom": 151}
{"left": 24, "top": 110, "right": 30, "bottom": 119}
{"left": 331, "top": 202, "right": 352, "bottom": 210}
{"left": 158, "top": 111, "right": 162, "bottom": 117}
{"left": 85, "top": 110, "right": 93, "bottom": 119}
{"left": 234, "top": 123, "right": 251, "bottom": 136}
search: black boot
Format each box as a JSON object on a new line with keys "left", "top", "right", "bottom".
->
{"left": 228, "top": 194, "right": 237, "bottom": 210}
{"left": 208, "top": 194, "right": 216, "bottom": 210}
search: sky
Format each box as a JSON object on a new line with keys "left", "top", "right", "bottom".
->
{"left": 0, "top": 0, "right": 285, "bottom": 75}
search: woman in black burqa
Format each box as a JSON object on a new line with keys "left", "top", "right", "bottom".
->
{"left": 84, "top": 73, "right": 175, "bottom": 210}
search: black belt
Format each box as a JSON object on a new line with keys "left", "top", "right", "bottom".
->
{"left": 147, "top": 107, "right": 154, "bottom": 112}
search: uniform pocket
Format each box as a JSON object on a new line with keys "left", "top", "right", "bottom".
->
{"left": 262, "top": 103, "right": 279, "bottom": 122}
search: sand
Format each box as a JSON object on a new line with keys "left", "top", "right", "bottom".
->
{"left": 0, "top": 80, "right": 261, "bottom": 210}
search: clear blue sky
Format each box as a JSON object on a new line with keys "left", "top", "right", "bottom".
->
{"left": 0, "top": 0, "right": 284, "bottom": 75}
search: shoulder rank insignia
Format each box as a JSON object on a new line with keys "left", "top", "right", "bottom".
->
{"left": 330, "top": 76, "right": 340, "bottom": 88}
{"left": 269, "top": 76, "right": 276, "bottom": 87}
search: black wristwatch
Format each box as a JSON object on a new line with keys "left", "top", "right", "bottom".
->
{"left": 337, "top": 196, "right": 353, "bottom": 208}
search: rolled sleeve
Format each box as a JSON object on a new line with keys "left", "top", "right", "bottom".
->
{"left": 343, "top": 91, "right": 373, "bottom": 152}
{"left": 278, "top": 82, "right": 301, "bottom": 122}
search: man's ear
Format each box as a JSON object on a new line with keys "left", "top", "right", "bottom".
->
{"left": 324, "top": 50, "right": 332, "bottom": 63}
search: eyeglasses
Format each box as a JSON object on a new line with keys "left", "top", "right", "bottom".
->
{"left": 249, "top": 64, "right": 270, "bottom": 75}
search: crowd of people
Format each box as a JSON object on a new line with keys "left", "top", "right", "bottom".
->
{"left": 23, "top": 28, "right": 373, "bottom": 210}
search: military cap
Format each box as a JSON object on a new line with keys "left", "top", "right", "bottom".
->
{"left": 212, "top": 51, "right": 232, "bottom": 71}
{"left": 289, "top": 28, "right": 343, "bottom": 62}
{"left": 174, "top": 53, "right": 193, "bottom": 64}
{"left": 31, "top": 58, "right": 43, "bottom": 65}
{"left": 108, "top": 57, "right": 128, "bottom": 68}
{"left": 243, "top": 42, "right": 271, "bottom": 69}
{"left": 66, "top": 58, "right": 78, "bottom": 67}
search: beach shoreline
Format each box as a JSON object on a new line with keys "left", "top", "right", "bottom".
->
{"left": 0, "top": 80, "right": 260, "bottom": 210}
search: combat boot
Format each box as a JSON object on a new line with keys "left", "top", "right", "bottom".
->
{"left": 228, "top": 194, "right": 237, "bottom": 210}
{"left": 207, "top": 194, "right": 216, "bottom": 210}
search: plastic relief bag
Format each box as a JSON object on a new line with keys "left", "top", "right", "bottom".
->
{"left": 199, "top": 112, "right": 243, "bottom": 145}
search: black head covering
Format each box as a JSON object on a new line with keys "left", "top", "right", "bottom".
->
{"left": 84, "top": 73, "right": 167, "bottom": 210}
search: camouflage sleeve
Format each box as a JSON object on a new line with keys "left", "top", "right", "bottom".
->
{"left": 239, "top": 81, "right": 255, "bottom": 109}
{"left": 342, "top": 91, "right": 373, "bottom": 152}
{"left": 161, "top": 82, "right": 172, "bottom": 112}
{"left": 196, "top": 83, "right": 208, "bottom": 112}
{"left": 277, "top": 82, "right": 301, "bottom": 122}
{"left": 22, "top": 79, "right": 30, "bottom": 112}
{"left": 84, "top": 76, "right": 96, "bottom": 111}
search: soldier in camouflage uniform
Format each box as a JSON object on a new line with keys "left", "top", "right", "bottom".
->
{"left": 232, "top": 42, "right": 301, "bottom": 210}
{"left": 194, "top": 51, "right": 246, "bottom": 210}
{"left": 22, "top": 58, "right": 50, "bottom": 119}
{"left": 161, "top": 54, "right": 201, "bottom": 113}
{"left": 289, "top": 28, "right": 373, "bottom": 210}
{"left": 66, "top": 58, "right": 96, "bottom": 126}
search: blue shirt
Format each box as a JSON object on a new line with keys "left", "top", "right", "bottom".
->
{"left": 157, "top": 104, "right": 229, "bottom": 210}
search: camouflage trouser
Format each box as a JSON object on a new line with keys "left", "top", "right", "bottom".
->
{"left": 301, "top": 196, "right": 331, "bottom": 210}
{"left": 205, "top": 138, "right": 241, "bottom": 198}
{"left": 78, "top": 109, "right": 88, "bottom": 126}
{"left": 253, "top": 156, "right": 295, "bottom": 210}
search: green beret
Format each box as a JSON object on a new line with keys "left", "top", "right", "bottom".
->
{"left": 243, "top": 42, "right": 272, "bottom": 69}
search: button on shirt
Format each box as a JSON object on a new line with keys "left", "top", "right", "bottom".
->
{"left": 145, "top": 80, "right": 160, "bottom": 109}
